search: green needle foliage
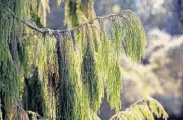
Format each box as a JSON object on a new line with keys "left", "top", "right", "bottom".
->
{"left": 110, "top": 97, "right": 168, "bottom": 120}
{"left": 0, "top": 0, "right": 23, "bottom": 118}
{"left": 0, "top": 0, "right": 168, "bottom": 120}
{"left": 0, "top": 0, "right": 56, "bottom": 119}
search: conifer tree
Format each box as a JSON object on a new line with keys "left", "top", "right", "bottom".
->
{"left": 0, "top": 0, "right": 168, "bottom": 120}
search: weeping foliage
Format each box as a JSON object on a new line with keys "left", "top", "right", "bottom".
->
{"left": 64, "top": 0, "right": 78, "bottom": 27}
{"left": 54, "top": 9, "right": 146, "bottom": 119}
{"left": 0, "top": 0, "right": 56, "bottom": 119}
{"left": 80, "top": 25, "right": 104, "bottom": 112}
{"left": 0, "top": 0, "right": 168, "bottom": 120}
{"left": 55, "top": 32, "right": 76, "bottom": 120}
{"left": 94, "top": 10, "right": 146, "bottom": 112}
{"left": 112, "top": 10, "right": 146, "bottom": 63}
{"left": 0, "top": 0, "right": 23, "bottom": 118}
{"left": 24, "top": 0, "right": 50, "bottom": 27}
{"left": 54, "top": 30, "right": 101, "bottom": 120}
{"left": 21, "top": 34, "right": 57, "bottom": 119}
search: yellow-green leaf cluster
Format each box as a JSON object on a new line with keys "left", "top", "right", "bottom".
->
{"left": 110, "top": 97, "right": 168, "bottom": 120}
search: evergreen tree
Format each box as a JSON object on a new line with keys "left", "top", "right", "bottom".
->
{"left": 0, "top": 0, "right": 168, "bottom": 120}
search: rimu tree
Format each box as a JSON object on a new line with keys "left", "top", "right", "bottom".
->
{"left": 0, "top": 0, "right": 168, "bottom": 120}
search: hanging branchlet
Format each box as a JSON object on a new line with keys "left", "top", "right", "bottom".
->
{"left": 81, "top": 24, "right": 104, "bottom": 112}
{"left": 0, "top": 0, "right": 24, "bottom": 118}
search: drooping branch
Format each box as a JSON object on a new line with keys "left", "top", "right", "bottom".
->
{"left": 0, "top": 0, "right": 131, "bottom": 35}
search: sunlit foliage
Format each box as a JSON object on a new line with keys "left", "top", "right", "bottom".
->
{"left": 0, "top": 0, "right": 168, "bottom": 120}
{"left": 110, "top": 97, "right": 168, "bottom": 120}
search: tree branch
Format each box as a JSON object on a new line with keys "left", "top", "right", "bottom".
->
{"left": 0, "top": 1, "right": 127, "bottom": 35}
